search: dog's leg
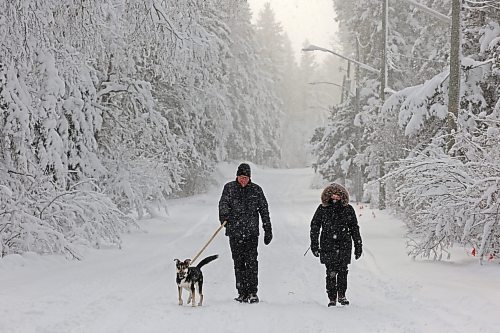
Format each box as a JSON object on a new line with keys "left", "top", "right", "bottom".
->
{"left": 178, "top": 286, "right": 183, "bottom": 306}
{"left": 198, "top": 281, "right": 204, "bottom": 306}
{"left": 187, "top": 290, "right": 191, "bottom": 304}
{"left": 191, "top": 284, "right": 196, "bottom": 307}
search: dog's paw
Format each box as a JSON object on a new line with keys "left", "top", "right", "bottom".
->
{"left": 178, "top": 300, "right": 183, "bottom": 306}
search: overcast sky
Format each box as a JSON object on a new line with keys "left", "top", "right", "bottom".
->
{"left": 247, "top": 0, "right": 338, "bottom": 61}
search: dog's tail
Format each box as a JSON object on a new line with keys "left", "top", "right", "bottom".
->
{"left": 196, "top": 254, "right": 218, "bottom": 269}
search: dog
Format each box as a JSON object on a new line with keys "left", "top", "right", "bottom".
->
{"left": 174, "top": 254, "right": 218, "bottom": 307}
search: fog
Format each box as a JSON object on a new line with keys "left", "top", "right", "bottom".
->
{"left": 247, "top": 0, "right": 338, "bottom": 60}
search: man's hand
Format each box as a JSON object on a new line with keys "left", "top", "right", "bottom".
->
{"left": 354, "top": 246, "right": 362, "bottom": 260}
{"left": 264, "top": 229, "right": 273, "bottom": 245}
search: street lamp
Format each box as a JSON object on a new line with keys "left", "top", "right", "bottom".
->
{"left": 302, "top": 44, "right": 385, "bottom": 205}
{"left": 308, "top": 80, "right": 354, "bottom": 104}
{"left": 302, "top": 44, "right": 381, "bottom": 104}
{"left": 302, "top": 45, "right": 379, "bottom": 74}
{"left": 303, "top": 0, "right": 453, "bottom": 208}
{"left": 308, "top": 81, "right": 343, "bottom": 88}
{"left": 302, "top": 45, "right": 394, "bottom": 99}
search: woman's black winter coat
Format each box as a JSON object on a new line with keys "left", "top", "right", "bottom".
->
{"left": 310, "top": 202, "right": 362, "bottom": 268}
{"left": 218, "top": 180, "right": 271, "bottom": 238}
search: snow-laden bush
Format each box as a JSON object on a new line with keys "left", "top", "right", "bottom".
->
{"left": 0, "top": 0, "right": 286, "bottom": 258}
{"left": 0, "top": 170, "right": 136, "bottom": 259}
{"left": 386, "top": 139, "right": 499, "bottom": 261}
{"left": 387, "top": 147, "right": 500, "bottom": 261}
{"left": 384, "top": 50, "right": 500, "bottom": 261}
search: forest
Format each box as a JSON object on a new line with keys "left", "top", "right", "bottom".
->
{"left": 1, "top": 0, "right": 499, "bottom": 262}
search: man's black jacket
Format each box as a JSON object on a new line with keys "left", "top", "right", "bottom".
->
{"left": 218, "top": 180, "right": 271, "bottom": 238}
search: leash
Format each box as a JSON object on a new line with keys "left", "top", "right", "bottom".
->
{"left": 190, "top": 220, "right": 227, "bottom": 265}
{"left": 304, "top": 246, "right": 310, "bottom": 256}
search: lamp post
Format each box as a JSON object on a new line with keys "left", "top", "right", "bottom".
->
{"left": 302, "top": 45, "right": 381, "bottom": 204}
{"left": 303, "top": 0, "right": 454, "bottom": 208}
{"left": 302, "top": 45, "right": 380, "bottom": 74}
{"left": 308, "top": 81, "right": 344, "bottom": 89}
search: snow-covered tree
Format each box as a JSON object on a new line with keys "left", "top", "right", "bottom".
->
{"left": 311, "top": 0, "right": 452, "bottom": 204}
{"left": 255, "top": 2, "right": 301, "bottom": 166}
{"left": 280, "top": 40, "right": 318, "bottom": 168}
{"left": 222, "top": 1, "right": 282, "bottom": 166}
{"left": 0, "top": 0, "right": 286, "bottom": 257}
{"left": 384, "top": 3, "right": 500, "bottom": 261}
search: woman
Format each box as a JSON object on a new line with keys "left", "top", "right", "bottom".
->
{"left": 310, "top": 183, "right": 363, "bottom": 307}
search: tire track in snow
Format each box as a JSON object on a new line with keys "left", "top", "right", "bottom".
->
{"left": 2, "top": 166, "right": 498, "bottom": 333}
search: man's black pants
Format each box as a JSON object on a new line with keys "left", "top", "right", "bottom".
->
{"left": 229, "top": 236, "right": 259, "bottom": 295}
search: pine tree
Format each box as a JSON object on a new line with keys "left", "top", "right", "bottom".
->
{"left": 254, "top": 2, "right": 303, "bottom": 166}
{"left": 311, "top": 0, "right": 451, "bottom": 204}
{"left": 383, "top": 2, "right": 500, "bottom": 260}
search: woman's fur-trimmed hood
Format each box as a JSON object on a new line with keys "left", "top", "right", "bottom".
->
{"left": 321, "top": 183, "right": 349, "bottom": 206}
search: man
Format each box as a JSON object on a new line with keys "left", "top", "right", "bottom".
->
{"left": 218, "top": 163, "right": 272, "bottom": 303}
{"left": 310, "top": 183, "right": 362, "bottom": 307}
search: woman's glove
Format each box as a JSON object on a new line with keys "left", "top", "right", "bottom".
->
{"left": 311, "top": 245, "right": 320, "bottom": 257}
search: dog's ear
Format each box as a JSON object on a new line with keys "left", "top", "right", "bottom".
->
{"left": 184, "top": 259, "right": 192, "bottom": 265}
{"left": 174, "top": 259, "right": 180, "bottom": 265}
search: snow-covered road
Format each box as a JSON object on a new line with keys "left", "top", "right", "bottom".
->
{"left": 1, "top": 164, "right": 499, "bottom": 333}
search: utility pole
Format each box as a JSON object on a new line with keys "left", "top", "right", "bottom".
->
{"left": 354, "top": 37, "right": 363, "bottom": 203}
{"left": 301, "top": 43, "right": 381, "bottom": 205}
{"left": 402, "top": 0, "right": 456, "bottom": 154}
{"left": 341, "top": 76, "right": 346, "bottom": 104}
{"left": 380, "top": 0, "right": 388, "bottom": 104}
{"left": 340, "top": 60, "right": 352, "bottom": 104}
{"left": 447, "top": 0, "right": 461, "bottom": 152}
{"left": 379, "top": 0, "right": 389, "bottom": 210}
{"left": 345, "top": 60, "right": 351, "bottom": 102}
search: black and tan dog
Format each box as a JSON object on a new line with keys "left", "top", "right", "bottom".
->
{"left": 174, "top": 254, "right": 218, "bottom": 307}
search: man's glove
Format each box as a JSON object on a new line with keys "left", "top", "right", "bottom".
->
{"left": 354, "top": 246, "right": 362, "bottom": 260}
{"left": 264, "top": 229, "right": 273, "bottom": 245}
{"left": 311, "top": 245, "right": 320, "bottom": 257}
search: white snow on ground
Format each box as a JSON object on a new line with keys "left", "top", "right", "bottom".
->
{"left": 1, "top": 163, "right": 499, "bottom": 333}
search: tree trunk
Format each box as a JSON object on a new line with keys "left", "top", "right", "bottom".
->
{"left": 379, "top": 0, "right": 388, "bottom": 210}
{"left": 447, "top": 0, "right": 461, "bottom": 153}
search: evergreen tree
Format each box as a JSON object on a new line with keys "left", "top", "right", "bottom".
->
{"left": 223, "top": 1, "right": 281, "bottom": 166}
{"left": 383, "top": 3, "right": 500, "bottom": 260}
{"left": 0, "top": 0, "right": 286, "bottom": 257}
{"left": 254, "top": 2, "right": 300, "bottom": 167}
{"left": 312, "top": 0, "right": 451, "bottom": 204}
